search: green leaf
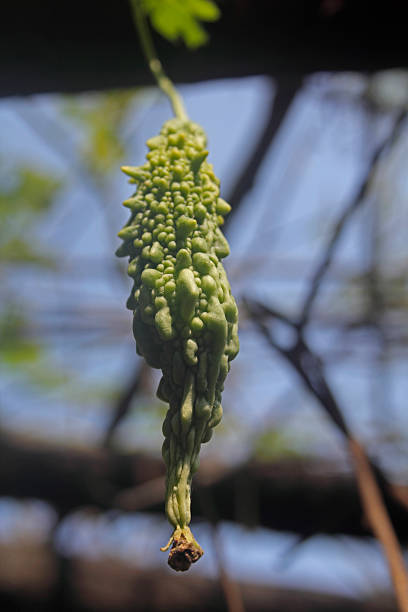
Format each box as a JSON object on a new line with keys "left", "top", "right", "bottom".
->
{"left": 189, "top": 0, "right": 220, "bottom": 21}
{"left": 142, "top": 0, "right": 220, "bottom": 48}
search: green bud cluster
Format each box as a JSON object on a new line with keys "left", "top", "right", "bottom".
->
{"left": 117, "top": 118, "right": 239, "bottom": 570}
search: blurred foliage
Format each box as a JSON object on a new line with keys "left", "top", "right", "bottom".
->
{"left": 0, "top": 165, "right": 67, "bottom": 387}
{"left": 0, "top": 237, "right": 56, "bottom": 266}
{"left": 0, "top": 303, "right": 71, "bottom": 392}
{"left": 0, "top": 308, "right": 41, "bottom": 367}
{"left": 61, "top": 90, "right": 138, "bottom": 176}
{"left": 0, "top": 301, "right": 122, "bottom": 396}
{"left": 0, "top": 166, "right": 61, "bottom": 267}
{"left": 254, "top": 428, "right": 301, "bottom": 461}
{"left": 0, "top": 92, "right": 140, "bottom": 397}
{"left": 0, "top": 166, "right": 60, "bottom": 214}
{"left": 139, "top": 0, "right": 220, "bottom": 48}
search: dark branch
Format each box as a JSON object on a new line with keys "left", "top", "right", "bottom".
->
{"left": 244, "top": 298, "right": 408, "bottom": 607}
{"left": 297, "top": 108, "right": 407, "bottom": 330}
{"left": 243, "top": 298, "right": 350, "bottom": 436}
{"left": 224, "top": 76, "right": 302, "bottom": 229}
{"left": 103, "top": 363, "right": 145, "bottom": 448}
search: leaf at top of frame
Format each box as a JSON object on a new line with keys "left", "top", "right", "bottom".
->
{"left": 141, "top": 0, "right": 221, "bottom": 49}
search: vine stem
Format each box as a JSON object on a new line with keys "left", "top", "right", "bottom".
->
{"left": 130, "top": 0, "right": 188, "bottom": 121}
{"left": 348, "top": 438, "right": 408, "bottom": 612}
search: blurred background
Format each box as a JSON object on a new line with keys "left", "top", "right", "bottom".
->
{"left": 1, "top": 1, "right": 408, "bottom": 610}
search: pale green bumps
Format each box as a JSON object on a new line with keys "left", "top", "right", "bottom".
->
{"left": 117, "top": 118, "right": 239, "bottom": 570}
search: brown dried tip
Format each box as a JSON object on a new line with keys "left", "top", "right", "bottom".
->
{"left": 163, "top": 526, "right": 204, "bottom": 572}
{"left": 168, "top": 539, "right": 203, "bottom": 572}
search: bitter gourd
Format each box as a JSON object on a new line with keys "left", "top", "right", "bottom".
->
{"left": 117, "top": 117, "right": 239, "bottom": 571}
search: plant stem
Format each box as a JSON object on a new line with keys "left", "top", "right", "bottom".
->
{"left": 130, "top": 0, "right": 188, "bottom": 121}
{"left": 348, "top": 438, "right": 408, "bottom": 612}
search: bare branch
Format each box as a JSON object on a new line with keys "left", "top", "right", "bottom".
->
{"left": 244, "top": 298, "right": 408, "bottom": 611}
{"left": 244, "top": 299, "right": 349, "bottom": 434}
{"left": 297, "top": 108, "right": 407, "bottom": 330}
{"left": 224, "top": 75, "right": 303, "bottom": 229}
{"left": 349, "top": 438, "right": 408, "bottom": 612}
{"left": 103, "top": 362, "right": 147, "bottom": 448}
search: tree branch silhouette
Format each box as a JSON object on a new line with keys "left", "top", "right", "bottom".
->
{"left": 244, "top": 298, "right": 408, "bottom": 612}
{"left": 224, "top": 76, "right": 302, "bottom": 230}
{"left": 297, "top": 108, "right": 407, "bottom": 330}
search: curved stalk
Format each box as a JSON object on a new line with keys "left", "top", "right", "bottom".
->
{"left": 130, "top": 0, "right": 188, "bottom": 121}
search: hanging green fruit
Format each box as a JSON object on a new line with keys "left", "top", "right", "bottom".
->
{"left": 117, "top": 116, "right": 239, "bottom": 570}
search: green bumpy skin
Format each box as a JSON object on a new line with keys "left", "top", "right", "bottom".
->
{"left": 117, "top": 118, "right": 239, "bottom": 571}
